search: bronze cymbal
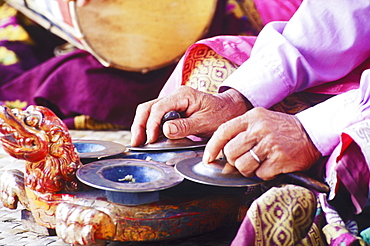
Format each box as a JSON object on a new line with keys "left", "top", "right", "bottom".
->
{"left": 77, "top": 158, "right": 183, "bottom": 193}
{"left": 175, "top": 157, "right": 263, "bottom": 187}
{"left": 73, "top": 139, "right": 126, "bottom": 159}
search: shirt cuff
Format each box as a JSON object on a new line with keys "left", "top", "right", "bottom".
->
{"left": 296, "top": 89, "right": 362, "bottom": 156}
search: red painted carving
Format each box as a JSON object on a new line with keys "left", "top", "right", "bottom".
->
{"left": 0, "top": 106, "right": 82, "bottom": 194}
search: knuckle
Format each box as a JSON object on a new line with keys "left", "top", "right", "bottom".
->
{"left": 223, "top": 149, "right": 234, "bottom": 164}
{"left": 148, "top": 102, "right": 161, "bottom": 112}
{"left": 234, "top": 159, "right": 253, "bottom": 177}
{"left": 179, "top": 85, "right": 194, "bottom": 93}
{"left": 215, "top": 122, "right": 230, "bottom": 137}
{"left": 176, "top": 119, "right": 191, "bottom": 135}
{"left": 135, "top": 102, "right": 150, "bottom": 113}
{"left": 252, "top": 106, "right": 266, "bottom": 114}
{"left": 255, "top": 168, "right": 275, "bottom": 181}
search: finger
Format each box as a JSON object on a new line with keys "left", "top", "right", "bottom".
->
{"left": 130, "top": 99, "right": 159, "bottom": 146}
{"left": 252, "top": 141, "right": 287, "bottom": 180}
{"left": 146, "top": 95, "right": 192, "bottom": 143}
{"left": 203, "top": 114, "right": 250, "bottom": 163}
{"left": 162, "top": 113, "right": 205, "bottom": 139}
{"left": 222, "top": 130, "right": 258, "bottom": 166}
{"left": 221, "top": 162, "right": 239, "bottom": 175}
{"left": 233, "top": 149, "right": 261, "bottom": 177}
{"left": 162, "top": 120, "right": 186, "bottom": 139}
{"left": 255, "top": 158, "right": 282, "bottom": 180}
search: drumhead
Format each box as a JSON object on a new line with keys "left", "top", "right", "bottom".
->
{"left": 74, "top": 0, "right": 217, "bottom": 72}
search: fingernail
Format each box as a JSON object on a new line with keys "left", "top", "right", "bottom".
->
{"left": 167, "top": 123, "right": 178, "bottom": 135}
{"left": 202, "top": 150, "right": 211, "bottom": 164}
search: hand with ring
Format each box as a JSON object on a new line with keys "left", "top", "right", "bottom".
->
{"left": 203, "top": 107, "right": 321, "bottom": 180}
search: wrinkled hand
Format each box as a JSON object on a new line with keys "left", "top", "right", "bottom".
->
{"left": 203, "top": 107, "right": 321, "bottom": 180}
{"left": 131, "top": 86, "right": 251, "bottom": 146}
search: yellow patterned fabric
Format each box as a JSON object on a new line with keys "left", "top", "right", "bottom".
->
{"left": 249, "top": 184, "right": 324, "bottom": 245}
{"left": 271, "top": 92, "right": 333, "bottom": 115}
{"left": 3, "top": 99, "right": 27, "bottom": 109}
{"left": 0, "top": 3, "right": 34, "bottom": 66}
{"left": 182, "top": 45, "right": 239, "bottom": 94}
{"left": 0, "top": 22, "right": 32, "bottom": 44}
{"left": 0, "top": 46, "right": 17, "bottom": 65}
{"left": 74, "top": 115, "right": 126, "bottom": 130}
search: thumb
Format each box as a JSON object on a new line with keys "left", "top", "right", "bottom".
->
{"left": 162, "top": 118, "right": 193, "bottom": 139}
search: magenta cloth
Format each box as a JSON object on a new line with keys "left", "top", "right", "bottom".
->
{"left": 231, "top": 217, "right": 256, "bottom": 245}
{"left": 254, "top": 0, "right": 302, "bottom": 25}
{"left": 0, "top": 49, "right": 174, "bottom": 127}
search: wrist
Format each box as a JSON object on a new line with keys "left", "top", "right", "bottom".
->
{"left": 220, "top": 88, "right": 253, "bottom": 114}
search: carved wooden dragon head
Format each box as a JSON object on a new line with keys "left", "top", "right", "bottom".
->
{"left": 0, "top": 106, "right": 82, "bottom": 194}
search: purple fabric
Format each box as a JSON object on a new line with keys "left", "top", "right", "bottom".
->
{"left": 335, "top": 141, "right": 369, "bottom": 214}
{"left": 0, "top": 49, "right": 174, "bottom": 127}
{"left": 253, "top": 0, "right": 302, "bottom": 25}
{"left": 230, "top": 214, "right": 256, "bottom": 245}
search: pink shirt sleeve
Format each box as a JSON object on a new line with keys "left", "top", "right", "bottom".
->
{"left": 297, "top": 72, "right": 370, "bottom": 155}
{"left": 221, "top": 0, "right": 370, "bottom": 155}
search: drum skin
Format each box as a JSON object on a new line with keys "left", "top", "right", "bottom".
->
{"left": 74, "top": 0, "right": 217, "bottom": 72}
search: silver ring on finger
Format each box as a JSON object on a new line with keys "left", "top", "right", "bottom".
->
{"left": 249, "top": 149, "right": 261, "bottom": 164}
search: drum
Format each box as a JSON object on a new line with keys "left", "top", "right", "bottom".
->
{"left": 5, "top": 0, "right": 217, "bottom": 72}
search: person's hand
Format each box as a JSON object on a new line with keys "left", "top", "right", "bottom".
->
{"left": 203, "top": 107, "right": 321, "bottom": 180}
{"left": 130, "top": 86, "right": 251, "bottom": 146}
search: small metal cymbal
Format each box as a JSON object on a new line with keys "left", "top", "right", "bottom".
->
{"left": 127, "top": 136, "right": 207, "bottom": 151}
{"left": 175, "top": 157, "right": 263, "bottom": 187}
{"left": 73, "top": 139, "right": 126, "bottom": 159}
{"left": 77, "top": 158, "right": 184, "bottom": 192}
{"left": 77, "top": 158, "right": 184, "bottom": 205}
{"left": 175, "top": 157, "right": 330, "bottom": 192}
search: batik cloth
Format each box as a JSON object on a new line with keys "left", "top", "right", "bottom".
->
{"left": 231, "top": 184, "right": 369, "bottom": 245}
